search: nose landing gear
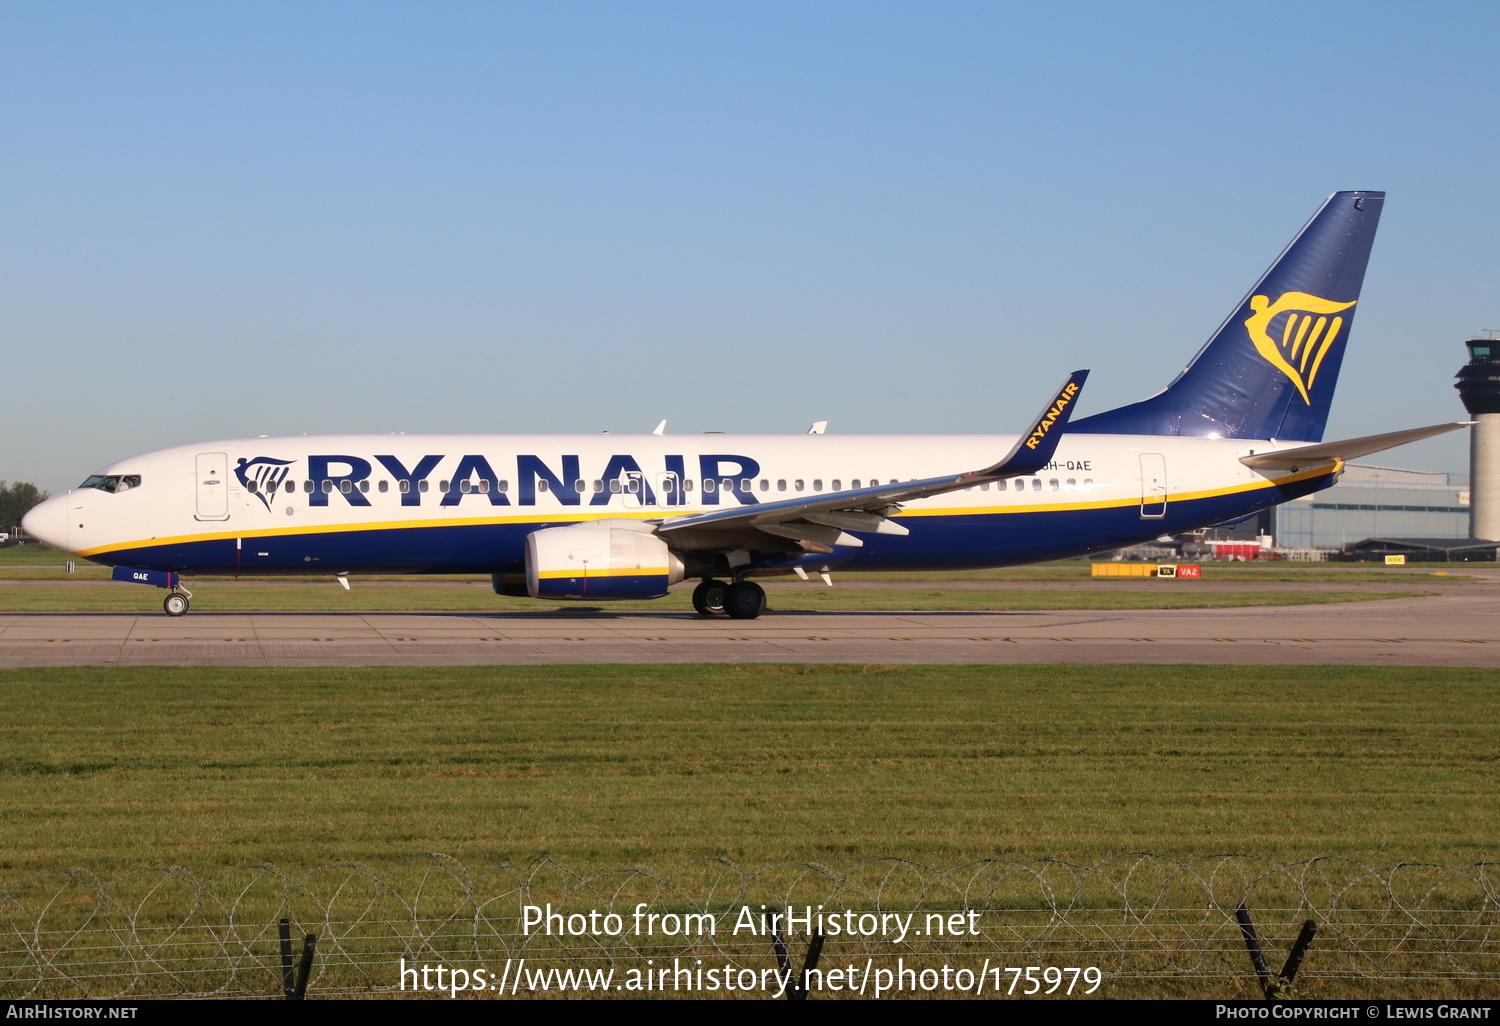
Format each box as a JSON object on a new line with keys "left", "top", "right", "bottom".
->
{"left": 110, "top": 566, "right": 194, "bottom": 616}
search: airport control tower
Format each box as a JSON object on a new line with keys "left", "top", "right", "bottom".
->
{"left": 1456, "top": 334, "right": 1500, "bottom": 540}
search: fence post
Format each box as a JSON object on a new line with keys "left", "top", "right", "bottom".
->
{"left": 763, "top": 908, "right": 825, "bottom": 1000}
{"left": 292, "top": 934, "right": 318, "bottom": 1000}
{"left": 1236, "top": 904, "right": 1317, "bottom": 1000}
{"left": 278, "top": 918, "right": 295, "bottom": 999}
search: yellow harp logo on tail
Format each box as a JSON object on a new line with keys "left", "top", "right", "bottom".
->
{"left": 1243, "top": 292, "right": 1356, "bottom": 404}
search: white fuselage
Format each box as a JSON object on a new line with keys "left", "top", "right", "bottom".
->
{"left": 24, "top": 431, "right": 1331, "bottom": 577}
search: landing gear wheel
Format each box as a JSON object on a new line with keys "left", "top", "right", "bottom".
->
{"left": 163, "top": 593, "right": 190, "bottom": 617}
{"left": 724, "top": 580, "right": 767, "bottom": 620}
{"left": 692, "top": 579, "right": 730, "bottom": 617}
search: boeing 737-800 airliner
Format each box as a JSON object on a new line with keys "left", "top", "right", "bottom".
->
{"left": 22, "top": 191, "right": 1466, "bottom": 618}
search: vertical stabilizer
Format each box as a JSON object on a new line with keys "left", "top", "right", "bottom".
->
{"left": 1071, "top": 191, "right": 1384, "bottom": 442}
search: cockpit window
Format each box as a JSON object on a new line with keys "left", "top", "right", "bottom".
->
{"left": 80, "top": 475, "right": 142, "bottom": 493}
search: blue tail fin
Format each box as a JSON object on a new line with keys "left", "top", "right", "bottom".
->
{"left": 1070, "top": 191, "right": 1384, "bottom": 442}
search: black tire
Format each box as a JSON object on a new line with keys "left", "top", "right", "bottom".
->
{"left": 724, "top": 580, "right": 766, "bottom": 620}
{"left": 163, "top": 593, "right": 189, "bottom": 617}
{"left": 691, "top": 579, "right": 730, "bottom": 616}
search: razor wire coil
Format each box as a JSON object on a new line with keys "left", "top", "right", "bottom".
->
{"left": 2, "top": 854, "right": 1496, "bottom": 998}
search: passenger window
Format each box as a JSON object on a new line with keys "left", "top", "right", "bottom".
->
{"left": 626, "top": 478, "right": 638, "bottom": 493}
{"left": 683, "top": 479, "right": 694, "bottom": 492}
{"left": 997, "top": 480, "right": 1007, "bottom": 491}
{"left": 777, "top": 480, "right": 787, "bottom": 491}
{"left": 759, "top": 479, "right": 769, "bottom": 491}
{"left": 497, "top": 480, "right": 509, "bottom": 492}
{"left": 398, "top": 480, "right": 409, "bottom": 494}
{"left": 869, "top": 479, "right": 879, "bottom": 487}
{"left": 358, "top": 480, "right": 369, "bottom": 493}
{"left": 440, "top": 480, "right": 450, "bottom": 493}
{"left": 851, "top": 479, "right": 861, "bottom": 489}
{"left": 593, "top": 480, "right": 603, "bottom": 493}
{"left": 478, "top": 480, "right": 489, "bottom": 494}
{"left": 537, "top": 479, "right": 549, "bottom": 493}
{"left": 813, "top": 479, "right": 822, "bottom": 491}
{"left": 1031, "top": 479, "right": 1042, "bottom": 492}
{"left": 795, "top": 479, "right": 804, "bottom": 491}
{"left": 574, "top": 480, "right": 587, "bottom": 494}
{"left": 341, "top": 480, "right": 352, "bottom": 494}
{"left": 460, "top": 480, "right": 472, "bottom": 493}
{"left": 1065, "top": 478, "right": 1076, "bottom": 490}
{"left": 379, "top": 480, "right": 389, "bottom": 493}
{"left": 419, "top": 480, "right": 430, "bottom": 493}
{"left": 832, "top": 480, "right": 841, "bottom": 491}
{"left": 285, "top": 481, "right": 295, "bottom": 493}
{"left": 980, "top": 481, "right": 989, "bottom": 491}
{"left": 704, "top": 478, "right": 717, "bottom": 493}
{"left": 726, "top": 479, "right": 736, "bottom": 493}
{"left": 1049, "top": 479, "right": 1059, "bottom": 491}
{"left": 610, "top": 479, "right": 622, "bottom": 493}
{"left": 247, "top": 480, "right": 259, "bottom": 493}
{"left": 303, "top": 481, "right": 314, "bottom": 493}
{"left": 1082, "top": 478, "right": 1094, "bottom": 490}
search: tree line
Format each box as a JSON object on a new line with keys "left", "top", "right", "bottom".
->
{"left": 0, "top": 481, "right": 49, "bottom": 535}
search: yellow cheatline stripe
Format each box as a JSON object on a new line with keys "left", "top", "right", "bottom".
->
{"left": 537, "top": 567, "right": 669, "bottom": 580}
{"left": 898, "top": 462, "right": 1338, "bottom": 518}
{"left": 74, "top": 508, "right": 665, "bottom": 558}
{"left": 76, "top": 463, "right": 1339, "bottom": 557}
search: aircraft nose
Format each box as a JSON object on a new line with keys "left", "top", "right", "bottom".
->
{"left": 20, "top": 495, "right": 70, "bottom": 551}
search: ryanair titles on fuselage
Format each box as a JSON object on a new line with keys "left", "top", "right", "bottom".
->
{"left": 233, "top": 450, "right": 1102, "bottom": 513}
{"left": 235, "top": 452, "right": 768, "bottom": 509}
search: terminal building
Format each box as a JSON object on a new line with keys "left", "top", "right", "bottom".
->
{"left": 1273, "top": 463, "right": 1471, "bottom": 553}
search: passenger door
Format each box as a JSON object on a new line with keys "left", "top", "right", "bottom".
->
{"left": 1139, "top": 453, "right": 1167, "bottom": 519}
{"left": 195, "top": 452, "right": 230, "bottom": 521}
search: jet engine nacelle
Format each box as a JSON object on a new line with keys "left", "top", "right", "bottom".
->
{"left": 526, "top": 522, "right": 686, "bottom": 600}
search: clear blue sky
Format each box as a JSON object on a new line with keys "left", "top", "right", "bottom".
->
{"left": 3, "top": 1, "right": 1496, "bottom": 494}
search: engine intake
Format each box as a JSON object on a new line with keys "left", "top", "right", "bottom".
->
{"left": 526, "top": 522, "right": 685, "bottom": 600}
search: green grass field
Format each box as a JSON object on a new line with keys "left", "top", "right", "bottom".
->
{"left": 1, "top": 663, "right": 1494, "bottom": 875}
{"left": 0, "top": 542, "right": 1478, "bottom": 581}
{"left": 3, "top": 662, "right": 1496, "bottom": 1000}
{"left": 0, "top": 580, "right": 1425, "bottom": 611}
{"left": 0, "top": 546, "right": 1450, "bottom": 611}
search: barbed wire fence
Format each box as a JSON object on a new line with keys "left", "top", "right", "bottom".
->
{"left": 2, "top": 854, "right": 1497, "bottom": 999}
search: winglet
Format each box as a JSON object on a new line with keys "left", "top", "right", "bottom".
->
{"left": 978, "top": 369, "right": 1089, "bottom": 478}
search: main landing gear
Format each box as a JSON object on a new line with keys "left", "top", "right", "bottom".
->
{"left": 692, "top": 578, "right": 766, "bottom": 620}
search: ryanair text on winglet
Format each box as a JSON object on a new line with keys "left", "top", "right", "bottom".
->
{"left": 1024, "top": 381, "right": 1081, "bottom": 450}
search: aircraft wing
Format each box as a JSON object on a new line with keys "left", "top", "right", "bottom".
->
{"left": 1239, "top": 422, "right": 1471, "bottom": 471}
{"left": 655, "top": 371, "right": 1088, "bottom": 549}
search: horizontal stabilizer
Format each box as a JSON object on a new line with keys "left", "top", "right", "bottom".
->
{"left": 1240, "top": 422, "right": 1470, "bottom": 470}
